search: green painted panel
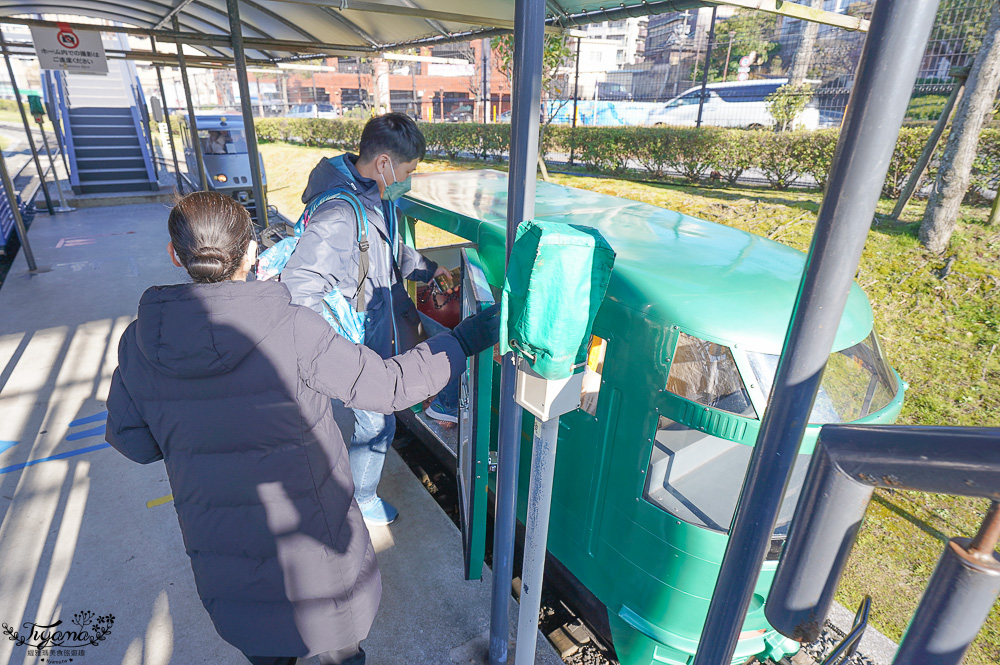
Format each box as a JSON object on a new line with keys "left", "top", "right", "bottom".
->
{"left": 399, "top": 170, "right": 874, "bottom": 355}
{"left": 402, "top": 170, "right": 902, "bottom": 665}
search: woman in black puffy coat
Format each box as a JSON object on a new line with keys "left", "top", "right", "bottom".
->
{"left": 105, "top": 192, "right": 498, "bottom": 665}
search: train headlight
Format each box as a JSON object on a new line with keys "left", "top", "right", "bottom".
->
{"left": 214, "top": 174, "right": 228, "bottom": 183}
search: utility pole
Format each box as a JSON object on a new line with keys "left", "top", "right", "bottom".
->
{"left": 570, "top": 36, "right": 582, "bottom": 164}
{"left": 696, "top": 7, "right": 718, "bottom": 129}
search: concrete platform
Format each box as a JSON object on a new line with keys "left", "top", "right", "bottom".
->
{"left": 0, "top": 204, "right": 561, "bottom": 665}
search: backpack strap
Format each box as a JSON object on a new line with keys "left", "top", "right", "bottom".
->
{"left": 299, "top": 188, "right": 370, "bottom": 313}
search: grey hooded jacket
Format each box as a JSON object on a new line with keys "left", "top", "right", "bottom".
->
{"left": 280, "top": 154, "right": 437, "bottom": 359}
{"left": 105, "top": 279, "right": 465, "bottom": 657}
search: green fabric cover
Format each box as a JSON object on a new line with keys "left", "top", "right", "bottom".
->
{"left": 500, "top": 221, "right": 616, "bottom": 380}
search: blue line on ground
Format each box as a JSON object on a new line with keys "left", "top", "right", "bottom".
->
{"left": 0, "top": 441, "right": 18, "bottom": 455}
{"left": 0, "top": 443, "right": 111, "bottom": 475}
{"left": 66, "top": 425, "right": 107, "bottom": 441}
{"left": 69, "top": 411, "right": 108, "bottom": 427}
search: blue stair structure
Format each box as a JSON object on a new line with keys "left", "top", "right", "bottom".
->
{"left": 51, "top": 57, "right": 159, "bottom": 196}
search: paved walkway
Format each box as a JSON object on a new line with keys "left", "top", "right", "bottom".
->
{"left": 0, "top": 203, "right": 560, "bottom": 665}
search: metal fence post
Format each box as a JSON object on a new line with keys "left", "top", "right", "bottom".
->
{"left": 489, "top": 0, "right": 545, "bottom": 662}
{"left": 174, "top": 17, "right": 208, "bottom": 192}
{"left": 151, "top": 38, "right": 184, "bottom": 194}
{"left": 227, "top": 0, "right": 269, "bottom": 228}
{"left": 569, "top": 36, "right": 581, "bottom": 165}
{"left": 690, "top": 0, "right": 942, "bottom": 663}
{"left": 695, "top": 7, "right": 717, "bottom": 130}
{"left": 0, "top": 31, "right": 54, "bottom": 213}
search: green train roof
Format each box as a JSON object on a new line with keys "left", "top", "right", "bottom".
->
{"left": 400, "top": 169, "right": 874, "bottom": 355}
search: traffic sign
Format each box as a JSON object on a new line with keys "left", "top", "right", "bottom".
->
{"left": 739, "top": 55, "right": 752, "bottom": 68}
{"left": 737, "top": 72, "right": 750, "bottom": 82}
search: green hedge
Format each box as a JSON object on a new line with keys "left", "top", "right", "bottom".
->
{"left": 255, "top": 117, "right": 992, "bottom": 197}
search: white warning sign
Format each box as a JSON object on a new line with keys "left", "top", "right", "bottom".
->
{"left": 30, "top": 23, "right": 108, "bottom": 75}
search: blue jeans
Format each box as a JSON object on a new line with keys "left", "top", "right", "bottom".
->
{"left": 349, "top": 408, "right": 396, "bottom": 507}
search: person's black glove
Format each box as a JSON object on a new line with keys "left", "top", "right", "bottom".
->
{"left": 452, "top": 303, "right": 502, "bottom": 356}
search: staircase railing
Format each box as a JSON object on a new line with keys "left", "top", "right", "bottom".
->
{"left": 53, "top": 72, "right": 80, "bottom": 191}
{"left": 129, "top": 76, "right": 158, "bottom": 186}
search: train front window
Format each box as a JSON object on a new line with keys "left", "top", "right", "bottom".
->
{"left": 666, "top": 332, "right": 756, "bottom": 417}
{"left": 199, "top": 129, "right": 248, "bottom": 155}
{"left": 747, "top": 330, "right": 898, "bottom": 422}
{"left": 643, "top": 416, "right": 810, "bottom": 534}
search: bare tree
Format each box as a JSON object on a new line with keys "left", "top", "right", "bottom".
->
{"left": 919, "top": 0, "right": 1000, "bottom": 252}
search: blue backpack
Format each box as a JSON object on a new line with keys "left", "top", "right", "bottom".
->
{"left": 257, "top": 189, "right": 369, "bottom": 344}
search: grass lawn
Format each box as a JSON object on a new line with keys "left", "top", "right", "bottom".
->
{"left": 0, "top": 110, "right": 55, "bottom": 133}
{"left": 258, "top": 141, "right": 1000, "bottom": 663}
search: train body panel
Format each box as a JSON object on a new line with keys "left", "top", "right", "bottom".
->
{"left": 397, "top": 170, "right": 905, "bottom": 665}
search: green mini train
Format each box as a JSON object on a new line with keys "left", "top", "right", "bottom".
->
{"left": 397, "top": 169, "right": 905, "bottom": 665}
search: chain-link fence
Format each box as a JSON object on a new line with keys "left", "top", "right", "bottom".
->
{"left": 139, "top": 1, "right": 996, "bottom": 132}
{"left": 544, "top": 1, "right": 995, "bottom": 130}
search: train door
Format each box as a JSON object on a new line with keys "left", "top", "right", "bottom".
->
{"left": 457, "top": 248, "right": 495, "bottom": 580}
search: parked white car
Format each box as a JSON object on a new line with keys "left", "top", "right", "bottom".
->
{"left": 286, "top": 103, "right": 339, "bottom": 119}
{"left": 647, "top": 79, "right": 820, "bottom": 130}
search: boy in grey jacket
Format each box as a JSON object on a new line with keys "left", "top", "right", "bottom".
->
{"left": 281, "top": 113, "right": 452, "bottom": 526}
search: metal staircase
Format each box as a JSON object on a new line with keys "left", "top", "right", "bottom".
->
{"left": 51, "top": 47, "right": 158, "bottom": 196}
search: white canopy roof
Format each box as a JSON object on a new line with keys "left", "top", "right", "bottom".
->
{"left": 0, "top": 0, "right": 868, "bottom": 61}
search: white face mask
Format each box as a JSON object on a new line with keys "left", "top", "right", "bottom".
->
{"left": 379, "top": 157, "right": 412, "bottom": 201}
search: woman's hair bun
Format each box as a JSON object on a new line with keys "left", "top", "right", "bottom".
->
{"left": 185, "top": 246, "right": 231, "bottom": 283}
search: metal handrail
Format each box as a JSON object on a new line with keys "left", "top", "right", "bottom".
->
{"left": 53, "top": 72, "right": 79, "bottom": 190}
{"left": 819, "top": 596, "right": 871, "bottom": 665}
{"left": 128, "top": 77, "right": 158, "bottom": 185}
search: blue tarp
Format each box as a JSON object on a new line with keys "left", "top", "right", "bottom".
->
{"left": 544, "top": 100, "right": 662, "bottom": 127}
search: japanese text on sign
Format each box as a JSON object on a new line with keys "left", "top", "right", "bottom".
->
{"left": 30, "top": 24, "right": 108, "bottom": 75}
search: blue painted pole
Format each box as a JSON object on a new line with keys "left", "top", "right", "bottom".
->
{"left": 690, "top": 0, "right": 942, "bottom": 663}
{"left": 488, "top": 0, "right": 546, "bottom": 662}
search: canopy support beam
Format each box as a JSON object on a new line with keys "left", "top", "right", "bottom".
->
{"left": 227, "top": 0, "right": 270, "bottom": 228}
{"left": 689, "top": 0, "right": 940, "bottom": 663}
{"left": 151, "top": 38, "right": 185, "bottom": 195}
{"left": 0, "top": 30, "right": 54, "bottom": 214}
{"left": 155, "top": 0, "right": 199, "bottom": 29}
{"left": 0, "top": 17, "right": 373, "bottom": 54}
{"left": 489, "top": 0, "right": 545, "bottom": 663}
{"left": 174, "top": 16, "right": 209, "bottom": 192}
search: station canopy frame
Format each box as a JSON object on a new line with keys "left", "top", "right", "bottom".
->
{"left": 0, "top": 0, "right": 868, "bottom": 64}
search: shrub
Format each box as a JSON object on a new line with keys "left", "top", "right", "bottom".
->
{"left": 482, "top": 124, "right": 510, "bottom": 161}
{"left": 883, "top": 127, "right": 933, "bottom": 198}
{"left": 710, "top": 129, "right": 760, "bottom": 185}
{"left": 792, "top": 129, "right": 839, "bottom": 190}
{"left": 632, "top": 127, "right": 673, "bottom": 178}
{"left": 757, "top": 131, "right": 807, "bottom": 190}
{"left": 574, "top": 127, "right": 636, "bottom": 173}
{"left": 662, "top": 128, "right": 719, "bottom": 183}
{"left": 971, "top": 128, "right": 1000, "bottom": 192}
{"left": 255, "top": 118, "right": 289, "bottom": 143}
{"left": 253, "top": 119, "right": 950, "bottom": 200}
